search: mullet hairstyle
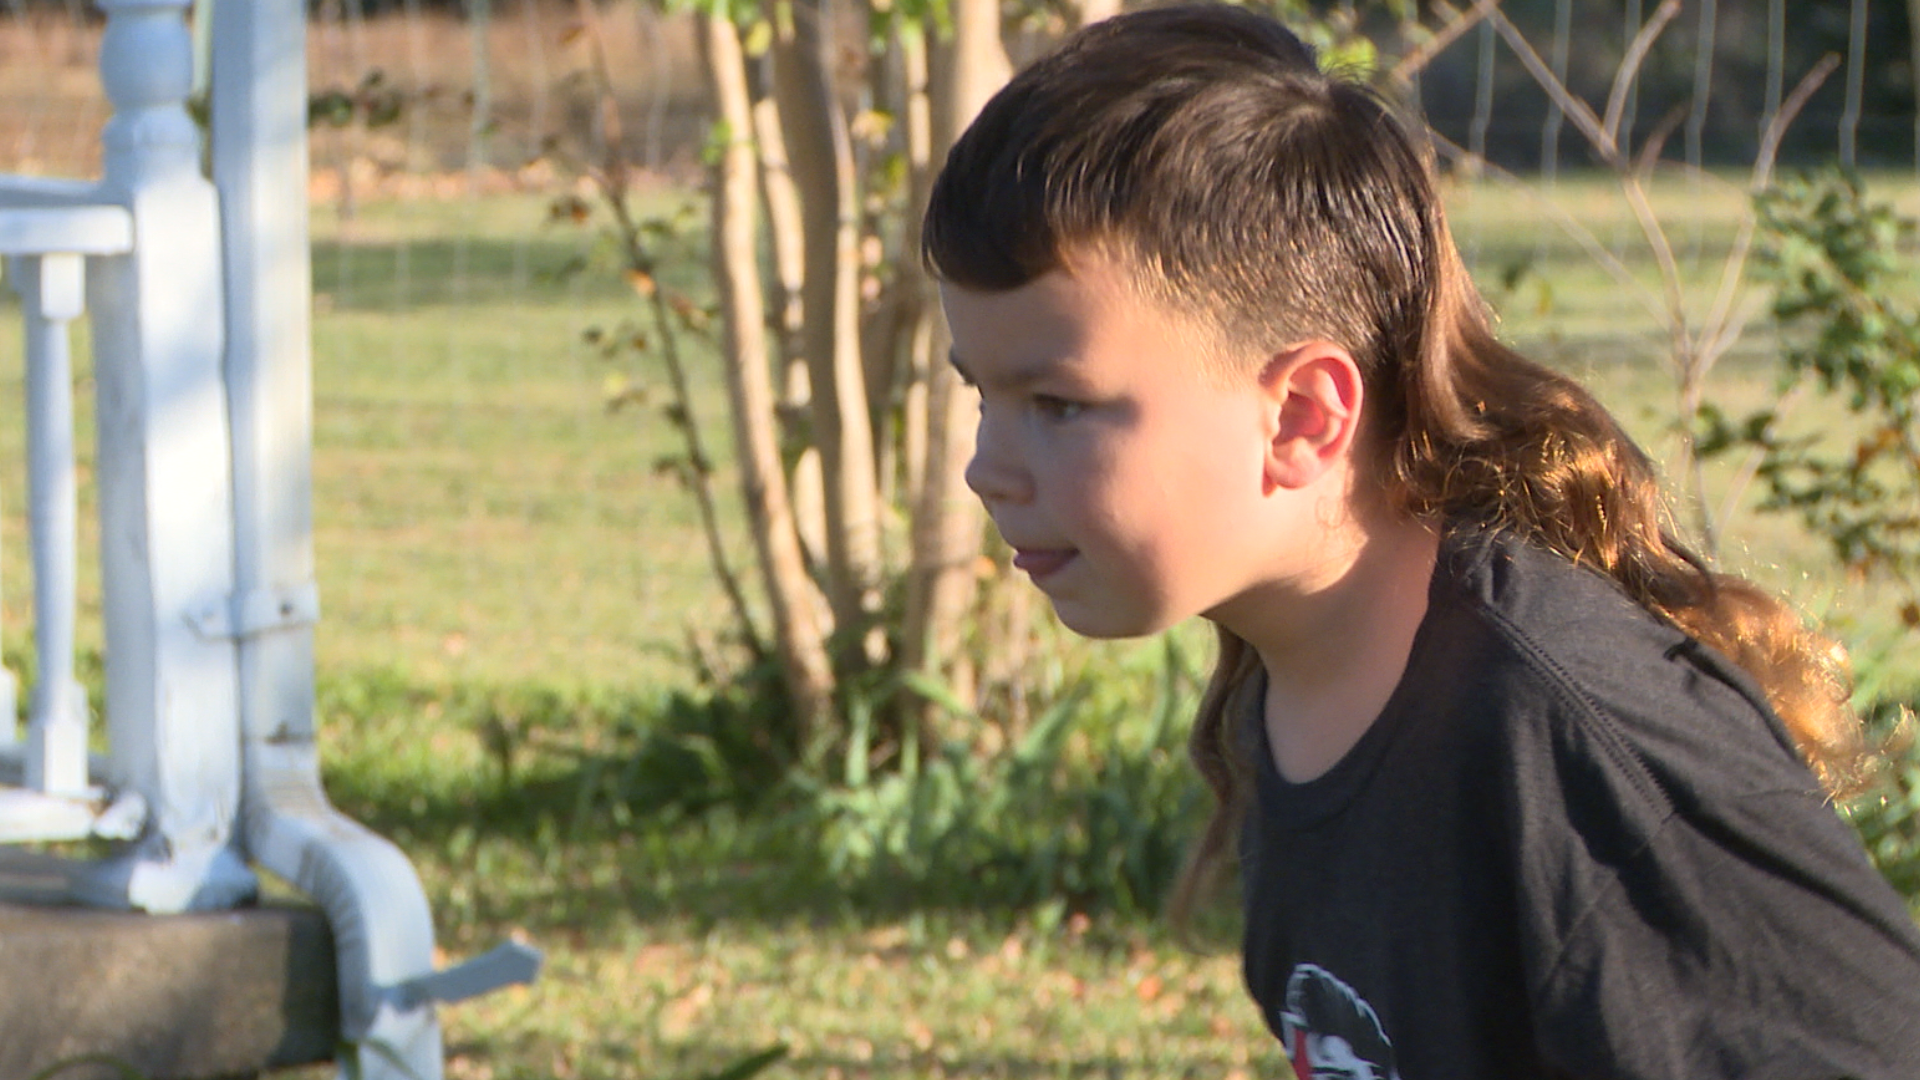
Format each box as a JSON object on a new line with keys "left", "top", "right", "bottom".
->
{"left": 922, "top": 3, "right": 1863, "bottom": 924}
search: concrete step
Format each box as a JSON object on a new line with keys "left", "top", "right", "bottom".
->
{"left": 0, "top": 846, "right": 338, "bottom": 1080}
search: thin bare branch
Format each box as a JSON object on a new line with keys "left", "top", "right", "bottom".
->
{"left": 1752, "top": 54, "right": 1842, "bottom": 191}
{"left": 1485, "top": 7, "right": 1613, "bottom": 163}
{"left": 1618, "top": 175, "right": 1691, "bottom": 378}
{"left": 573, "top": 0, "right": 628, "bottom": 197}
{"left": 1603, "top": 0, "right": 1683, "bottom": 151}
{"left": 1428, "top": 131, "right": 1666, "bottom": 325}
{"left": 1388, "top": 0, "right": 1500, "bottom": 88}
{"left": 1694, "top": 217, "right": 1770, "bottom": 373}
{"left": 578, "top": 8, "right": 766, "bottom": 659}
{"left": 1630, "top": 101, "right": 1690, "bottom": 179}
{"left": 1697, "top": 57, "right": 1840, "bottom": 367}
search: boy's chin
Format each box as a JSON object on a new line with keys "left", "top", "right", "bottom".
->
{"left": 1048, "top": 600, "right": 1171, "bottom": 641}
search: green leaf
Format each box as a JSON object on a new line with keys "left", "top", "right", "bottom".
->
{"left": 896, "top": 668, "right": 978, "bottom": 720}
{"left": 1319, "top": 36, "right": 1378, "bottom": 78}
{"left": 742, "top": 17, "right": 774, "bottom": 57}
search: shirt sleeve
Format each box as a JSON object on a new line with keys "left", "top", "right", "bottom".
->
{"left": 1514, "top": 721, "right": 1920, "bottom": 1080}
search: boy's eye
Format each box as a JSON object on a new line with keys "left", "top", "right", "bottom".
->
{"left": 1033, "top": 395, "right": 1086, "bottom": 421}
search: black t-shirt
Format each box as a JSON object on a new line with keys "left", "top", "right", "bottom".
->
{"left": 1241, "top": 524, "right": 1920, "bottom": 1080}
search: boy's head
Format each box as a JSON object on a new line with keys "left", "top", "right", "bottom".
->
{"left": 932, "top": 5, "right": 1468, "bottom": 639}
{"left": 924, "top": 3, "right": 1452, "bottom": 417}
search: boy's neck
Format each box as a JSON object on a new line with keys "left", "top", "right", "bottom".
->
{"left": 1222, "top": 509, "right": 1440, "bottom": 784}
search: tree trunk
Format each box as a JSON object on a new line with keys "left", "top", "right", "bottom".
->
{"left": 746, "top": 52, "right": 827, "bottom": 579}
{"left": 749, "top": 55, "right": 808, "bottom": 397}
{"left": 934, "top": 0, "right": 1012, "bottom": 149}
{"left": 766, "top": 0, "right": 886, "bottom": 662}
{"left": 901, "top": 0, "right": 1009, "bottom": 703}
{"left": 1068, "top": 0, "right": 1121, "bottom": 30}
{"left": 1910, "top": 0, "right": 1920, "bottom": 188}
{"left": 699, "top": 11, "right": 835, "bottom": 736}
{"left": 897, "top": 24, "right": 935, "bottom": 515}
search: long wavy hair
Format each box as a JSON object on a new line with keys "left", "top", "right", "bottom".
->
{"left": 921, "top": 3, "right": 1862, "bottom": 922}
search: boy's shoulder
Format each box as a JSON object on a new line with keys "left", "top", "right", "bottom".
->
{"left": 1433, "top": 521, "right": 1676, "bottom": 656}
{"left": 1417, "top": 522, "right": 1814, "bottom": 807}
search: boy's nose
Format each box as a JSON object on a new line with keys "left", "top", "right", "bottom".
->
{"left": 964, "top": 417, "right": 1032, "bottom": 506}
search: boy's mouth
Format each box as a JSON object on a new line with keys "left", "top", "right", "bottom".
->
{"left": 1011, "top": 547, "right": 1076, "bottom": 579}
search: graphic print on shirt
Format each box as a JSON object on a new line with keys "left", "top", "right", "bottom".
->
{"left": 1277, "top": 963, "right": 1402, "bottom": 1080}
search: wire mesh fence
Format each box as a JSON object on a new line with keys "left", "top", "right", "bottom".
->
{"left": 0, "top": 0, "right": 1915, "bottom": 688}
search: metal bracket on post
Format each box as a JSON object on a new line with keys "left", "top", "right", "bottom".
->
{"left": 186, "top": 584, "right": 320, "bottom": 642}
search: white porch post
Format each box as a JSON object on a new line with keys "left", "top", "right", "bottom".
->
{"left": 74, "top": 0, "right": 256, "bottom": 912}
{"left": 210, "top": 0, "right": 448, "bottom": 1074}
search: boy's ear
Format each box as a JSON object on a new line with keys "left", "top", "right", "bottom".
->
{"left": 1258, "top": 341, "right": 1365, "bottom": 493}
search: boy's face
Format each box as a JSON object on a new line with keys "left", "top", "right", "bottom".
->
{"left": 942, "top": 256, "right": 1284, "bottom": 639}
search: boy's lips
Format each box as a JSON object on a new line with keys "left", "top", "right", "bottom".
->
{"left": 1011, "top": 547, "right": 1077, "bottom": 579}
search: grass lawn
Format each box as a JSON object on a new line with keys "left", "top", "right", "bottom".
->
{"left": 305, "top": 187, "right": 734, "bottom": 693}
{"left": 0, "top": 168, "right": 1914, "bottom": 1080}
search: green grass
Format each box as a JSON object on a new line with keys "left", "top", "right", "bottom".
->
{"left": 305, "top": 188, "right": 739, "bottom": 692}
{"left": 421, "top": 913, "right": 1271, "bottom": 1080}
{"left": 1, "top": 169, "right": 1916, "bottom": 1080}
{"left": 282, "top": 639, "right": 1279, "bottom": 1080}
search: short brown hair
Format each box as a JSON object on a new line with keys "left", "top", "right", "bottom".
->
{"left": 925, "top": 4, "right": 1433, "bottom": 384}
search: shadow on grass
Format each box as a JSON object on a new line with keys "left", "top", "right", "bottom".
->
{"left": 778, "top": 1050, "right": 1222, "bottom": 1080}
{"left": 449, "top": 1032, "right": 1227, "bottom": 1080}
{"left": 311, "top": 665, "right": 1210, "bottom": 942}
{"left": 314, "top": 667, "right": 869, "bottom": 935}
{"left": 316, "top": 660, "right": 1920, "bottom": 949}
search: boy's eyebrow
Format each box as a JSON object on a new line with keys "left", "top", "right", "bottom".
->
{"left": 948, "top": 349, "right": 1066, "bottom": 389}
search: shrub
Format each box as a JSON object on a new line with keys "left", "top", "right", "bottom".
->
{"left": 803, "top": 633, "right": 1209, "bottom": 918}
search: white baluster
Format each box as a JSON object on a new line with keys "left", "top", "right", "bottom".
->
{"left": 17, "top": 253, "right": 91, "bottom": 796}
{"left": 0, "top": 208, "right": 132, "bottom": 837}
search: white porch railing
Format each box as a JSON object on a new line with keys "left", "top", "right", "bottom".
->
{"left": 0, "top": 204, "right": 134, "bottom": 842}
{"left": 0, "top": 0, "right": 252, "bottom": 912}
{"left": 0, "top": 2, "right": 538, "bottom": 1077}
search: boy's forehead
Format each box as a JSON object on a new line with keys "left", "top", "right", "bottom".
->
{"left": 941, "top": 266, "right": 1247, "bottom": 390}
{"left": 940, "top": 270, "right": 1109, "bottom": 358}
{"left": 938, "top": 253, "right": 1151, "bottom": 324}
